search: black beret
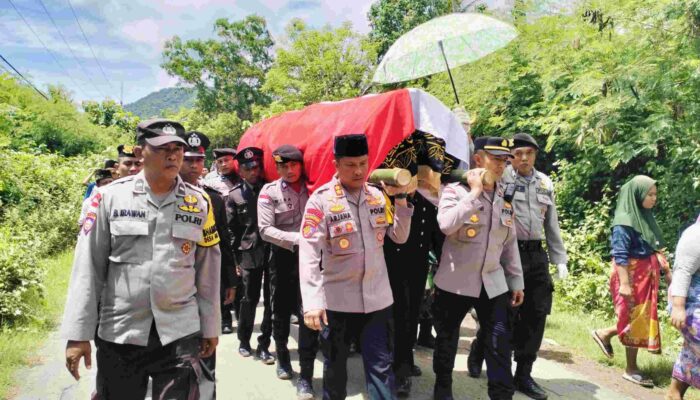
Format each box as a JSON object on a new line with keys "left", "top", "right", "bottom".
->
{"left": 136, "top": 118, "right": 187, "bottom": 146}
{"left": 483, "top": 137, "right": 515, "bottom": 158}
{"left": 473, "top": 136, "right": 489, "bottom": 152}
{"left": 180, "top": 131, "right": 211, "bottom": 157}
{"left": 235, "top": 147, "right": 263, "bottom": 167}
{"left": 512, "top": 132, "right": 539, "bottom": 150}
{"left": 213, "top": 148, "right": 237, "bottom": 159}
{"left": 117, "top": 144, "right": 137, "bottom": 158}
{"left": 334, "top": 134, "right": 368, "bottom": 158}
{"left": 272, "top": 144, "right": 303, "bottom": 163}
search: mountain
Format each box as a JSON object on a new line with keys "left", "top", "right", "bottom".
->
{"left": 125, "top": 87, "right": 196, "bottom": 118}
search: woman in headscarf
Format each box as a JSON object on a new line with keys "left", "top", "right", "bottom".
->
{"left": 591, "top": 175, "right": 670, "bottom": 388}
{"left": 666, "top": 215, "right": 700, "bottom": 399}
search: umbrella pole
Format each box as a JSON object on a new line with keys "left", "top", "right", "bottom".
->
{"left": 438, "top": 40, "right": 460, "bottom": 104}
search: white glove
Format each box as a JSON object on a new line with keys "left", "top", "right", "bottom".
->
{"left": 556, "top": 263, "right": 569, "bottom": 280}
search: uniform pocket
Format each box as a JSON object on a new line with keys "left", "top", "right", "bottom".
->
{"left": 537, "top": 194, "right": 553, "bottom": 206}
{"left": 109, "top": 220, "right": 152, "bottom": 264}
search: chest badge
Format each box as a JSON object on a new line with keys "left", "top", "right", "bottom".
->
{"left": 181, "top": 241, "right": 192, "bottom": 255}
{"left": 333, "top": 225, "right": 343, "bottom": 236}
{"left": 330, "top": 203, "right": 345, "bottom": 213}
{"left": 504, "top": 202, "right": 512, "bottom": 209}
{"left": 179, "top": 195, "right": 201, "bottom": 213}
{"left": 470, "top": 214, "right": 480, "bottom": 223}
{"left": 376, "top": 231, "right": 385, "bottom": 243}
{"left": 367, "top": 195, "right": 382, "bottom": 206}
{"left": 375, "top": 216, "right": 387, "bottom": 225}
{"left": 466, "top": 228, "right": 477, "bottom": 238}
{"left": 339, "top": 238, "right": 351, "bottom": 249}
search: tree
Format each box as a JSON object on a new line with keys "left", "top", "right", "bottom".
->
{"left": 259, "top": 20, "right": 378, "bottom": 117}
{"left": 82, "top": 99, "right": 139, "bottom": 134}
{"left": 367, "top": 0, "right": 451, "bottom": 59}
{"left": 161, "top": 16, "right": 274, "bottom": 119}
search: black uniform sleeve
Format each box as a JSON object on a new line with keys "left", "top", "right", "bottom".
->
{"left": 210, "top": 190, "right": 238, "bottom": 288}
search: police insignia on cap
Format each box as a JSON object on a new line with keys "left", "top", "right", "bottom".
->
{"left": 273, "top": 154, "right": 283, "bottom": 163}
{"left": 244, "top": 149, "right": 253, "bottom": 159}
{"left": 123, "top": 145, "right": 134, "bottom": 154}
{"left": 501, "top": 139, "right": 508, "bottom": 147}
{"left": 187, "top": 134, "right": 201, "bottom": 147}
{"left": 162, "top": 124, "right": 177, "bottom": 135}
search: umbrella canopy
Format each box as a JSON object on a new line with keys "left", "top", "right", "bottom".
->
{"left": 373, "top": 13, "right": 518, "bottom": 85}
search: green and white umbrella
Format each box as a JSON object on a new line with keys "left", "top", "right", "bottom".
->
{"left": 373, "top": 13, "right": 518, "bottom": 103}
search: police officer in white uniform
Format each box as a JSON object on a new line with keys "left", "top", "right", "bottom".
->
{"left": 299, "top": 133, "right": 413, "bottom": 400}
{"left": 61, "top": 119, "right": 222, "bottom": 400}
{"left": 432, "top": 137, "right": 524, "bottom": 400}
{"left": 503, "top": 133, "right": 568, "bottom": 400}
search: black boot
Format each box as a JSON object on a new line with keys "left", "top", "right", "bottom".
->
{"left": 514, "top": 362, "right": 548, "bottom": 400}
{"left": 255, "top": 346, "right": 276, "bottom": 365}
{"left": 238, "top": 341, "right": 252, "bottom": 357}
{"left": 396, "top": 376, "right": 412, "bottom": 397}
{"left": 276, "top": 348, "right": 293, "bottom": 380}
{"left": 417, "top": 322, "right": 435, "bottom": 349}
{"left": 467, "top": 339, "right": 483, "bottom": 378}
{"left": 296, "top": 377, "right": 315, "bottom": 400}
{"left": 433, "top": 374, "right": 454, "bottom": 400}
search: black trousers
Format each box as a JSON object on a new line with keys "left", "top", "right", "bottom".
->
{"left": 321, "top": 306, "right": 395, "bottom": 400}
{"left": 387, "top": 251, "right": 430, "bottom": 379}
{"left": 199, "top": 351, "right": 216, "bottom": 400}
{"left": 95, "top": 324, "right": 201, "bottom": 400}
{"left": 237, "top": 265, "right": 273, "bottom": 349}
{"left": 513, "top": 245, "right": 553, "bottom": 365}
{"left": 269, "top": 246, "right": 319, "bottom": 377}
{"left": 433, "top": 287, "right": 514, "bottom": 400}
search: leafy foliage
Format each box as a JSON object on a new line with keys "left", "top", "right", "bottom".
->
{"left": 367, "top": 0, "right": 452, "bottom": 58}
{"left": 256, "top": 20, "right": 378, "bottom": 119}
{"left": 162, "top": 16, "right": 274, "bottom": 119}
{"left": 83, "top": 99, "right": 140, "bottom": 135}
{"left": 0, "top": 75, "right": 111, "bottom": 325}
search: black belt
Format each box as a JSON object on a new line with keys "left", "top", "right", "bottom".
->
{"left": 518, "top": 240, "right": 543, "bottom": 252}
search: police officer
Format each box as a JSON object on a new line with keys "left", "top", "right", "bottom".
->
{"left": 433, "top": 137, "right": 524, "bottom": 400}
{"left": 78, "top": 169, "right": 114, "bottom": 227}
{"left": 61, "top": 119, "right": 222, "bottom": 399}
{"left": 229, "top": 147, "right": 275, "bottom": 364}
{"left": 115, "top": 144, "right": 143, "bottom": 178}
{"left": 178, "top": 130, "right": 238, "bottom": 399}
{"left": 299, "top": 133, "right": 413, "bottom": 400}
{"left": 502, "top": 132, "right": 568, "bottom": 400}
{"left": 258, "top": 145, "right": 319, "bottom": 398}
{"left": 385, "top": 189, "right": 442, "bottom": 396}
{"left": 206, "top": 148, "right": 239, "bottom": 196}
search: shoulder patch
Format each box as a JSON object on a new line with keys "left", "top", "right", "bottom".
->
{"left": 197, "top": 192, "right": 221, "bottom": 247}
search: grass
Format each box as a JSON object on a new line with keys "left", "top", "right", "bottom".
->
{"left": 0, "top": 250, "right": 74, "bottom": 399}
{"left": 546, "top": 301, "right": 700, "bottom": 399}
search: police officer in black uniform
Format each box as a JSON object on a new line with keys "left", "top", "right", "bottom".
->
{"left": 385, "top": 190, "right": 442, "bottom": 396}
{"left": 178, "top": 130, "right": 239, "bottom": 399}
{"left": 228, "top": 147, "right": 275, "bottom": 365}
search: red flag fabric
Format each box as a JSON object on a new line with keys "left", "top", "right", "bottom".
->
{"left": 238, "top": 89, "right": 416, "bottom": 193}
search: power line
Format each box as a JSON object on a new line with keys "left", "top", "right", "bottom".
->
{"left": 65, "top": 0, "right": 113, "bottom": 91}
{"left": 36, "top": 0, "right": 106, "bottom": 98}
{"left": 0, "top": 52, "right": 49, "bottom": 100}
{"left": 6, "top": 0, "right": 89, "bottom": 98}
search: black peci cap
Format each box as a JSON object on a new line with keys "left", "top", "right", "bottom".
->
{"left": 103, "top": 159, "right": 118, "bottom": 169}
{"left": 235, "top": 147, "right": 263, "bottom": 168}
{"left": 334, "top": 134, "right": 368, "bottom": 158}
{"left": 512, "top": 132, "right": 539, "bottom": 150}
{"left": 180, "top": 131, "right": 211, "bottom": 157}
{"left": 272, "top": 144, "right": 303, "bottom": 163}
{"left": 94, "top": 169, "right": 113, "bottom": 183}
{"left": 483, "top": 137, "right": 515, "bottom": 158}
{"left": 136, "top": 119, "right": 187, "bottom": 147}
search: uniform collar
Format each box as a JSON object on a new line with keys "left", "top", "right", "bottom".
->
{"left": 133, "top": 171, "right": 187, "bottom": 207}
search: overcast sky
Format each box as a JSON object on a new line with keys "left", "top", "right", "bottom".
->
{"left": 0, "top": 0, "right": 377, "bottom": 104}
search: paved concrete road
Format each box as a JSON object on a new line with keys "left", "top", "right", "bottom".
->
{"left": 11, "top": 305, "right": 655, "bottom": 400}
